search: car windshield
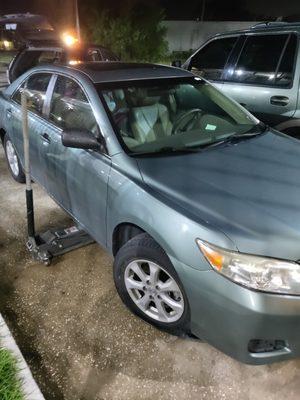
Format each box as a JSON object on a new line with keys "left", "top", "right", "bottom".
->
{"left": 99, "top": 77, "right": 259, "bottom": 155}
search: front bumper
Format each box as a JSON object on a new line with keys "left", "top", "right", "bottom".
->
{"left": 173, "top": 258, "right": 300, "bottom": 364}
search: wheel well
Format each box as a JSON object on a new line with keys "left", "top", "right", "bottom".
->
{"left": 280, "top": 127, "right": 300, "bottom": 139}
{"left": 112, "top": 223, "right": 145, "bottom": 256}
{"left": 0, "top": 128, "right": 6, "bottom": 144}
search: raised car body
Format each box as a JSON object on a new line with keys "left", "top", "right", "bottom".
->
{"left": 1, "top": 61, "right": 300, "bottom": 364}
{"left": 7, "top": 43, "right": 120, "bottom": 83}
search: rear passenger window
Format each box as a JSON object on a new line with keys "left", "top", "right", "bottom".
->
{"left": 230, "top": 34, "right": 297, "bottom": 87}
{"left": 190, "top": 37, "right": 238, "bottom": 81}
{"left": 49, "top": 76, "right": 98, "bottom": 134}
{"left": 276, "top": 34, "right": 297, "bottom": 87}
{"left": 25, "top": 73, "right": 52, "bottom": 115}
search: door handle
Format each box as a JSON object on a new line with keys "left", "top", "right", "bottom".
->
{"left": 40, "top": 133, "right": 51, "bottom": 144}
{"left": 6, "top": 108, "right": 12, "bottom": 119}
{"left": 270, "top": 96, "right": 290, "bottom": 106}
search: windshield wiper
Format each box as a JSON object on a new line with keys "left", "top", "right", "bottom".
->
{"left": 231, "top": 123, "right": 268, "bottom": 139}
{"left": 190, "top": 123, "right": 268, "bottom": 151}
{"left": 132, "top": 124, "right": 268, "bottom": 156}
{"left": 132, "top": 146, "right": 201, "bottom": 157}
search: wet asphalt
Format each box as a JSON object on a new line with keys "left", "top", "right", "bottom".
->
{"left": 1, "top": 146, "right": 300, "bottom": 400}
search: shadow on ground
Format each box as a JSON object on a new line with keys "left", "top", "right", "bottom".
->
{"left": 1, "top": 147, "right": 300, "bottom": 400}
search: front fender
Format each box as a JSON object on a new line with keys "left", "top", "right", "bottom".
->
{"left": 106, "top": 156, "right": 237, "bottom": 271}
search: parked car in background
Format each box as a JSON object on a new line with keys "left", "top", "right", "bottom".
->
{"left": 2, "top": 62, "right": 300, "bottom": 365}
{"left": 0, "top": 12, "right": 119, "bottom": 84}
{"left": 183, "top": 22, "right": 300, "bottom": 137}
{"left": 0, "top": 13, "right": 56, "bottom": 50}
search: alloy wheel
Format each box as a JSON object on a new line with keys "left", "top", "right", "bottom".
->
{"left": 124, "top": 259, "right": 185, "bottom": 323}
{"left": 6, "top": 140, "right": 19, "bottom": 177}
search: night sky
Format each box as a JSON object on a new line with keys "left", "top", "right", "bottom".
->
{"left": 1, "top": 0, "right": 300, "bottom": 22}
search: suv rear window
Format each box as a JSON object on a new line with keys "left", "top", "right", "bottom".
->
{"left": 229, "top": 33, "right": 297, "bottom": 87}
{"left": 190, "top": 37, "right": 238, "bottom": 81}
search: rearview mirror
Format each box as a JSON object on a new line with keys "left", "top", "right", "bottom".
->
{"left": 171, "top": 60, "right": 182, "bottom": 68}
{"left": 62, "top": 129, "right": 101, "bottom": 151}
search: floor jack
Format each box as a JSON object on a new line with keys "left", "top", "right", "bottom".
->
{"left": 21, "top": 91, "right": 94, "bottom": 266}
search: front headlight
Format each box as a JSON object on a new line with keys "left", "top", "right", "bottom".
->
{"left": 196, "top": 239, "right": 300, "bottom": 295}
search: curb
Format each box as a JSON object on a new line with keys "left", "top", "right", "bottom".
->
{"left": 0, "top": 314, "right": 45, "bottom": 400}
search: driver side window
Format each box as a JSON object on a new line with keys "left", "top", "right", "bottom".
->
{"left": 49, "top": 76, "right": 98, "bottom": 134}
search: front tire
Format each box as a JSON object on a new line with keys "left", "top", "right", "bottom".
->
{"left": 113, "top": 233, "right": 190, "bottom": 334}
{"left": 4, "top": 135, "right": 25, "bottom": 183}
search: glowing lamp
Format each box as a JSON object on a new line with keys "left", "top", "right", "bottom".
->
{"left": 61, "top": 32, "right": 78, "bottom": 47}
{"left": 69, "top": 60, "right": 81, "bottom": 65}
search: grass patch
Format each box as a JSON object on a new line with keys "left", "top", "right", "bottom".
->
{"left": 0, "top": 348, "right": 23, "bottom": 400}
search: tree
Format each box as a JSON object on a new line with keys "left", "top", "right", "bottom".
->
{"left": 83, "top": 2, "right": 168, "bottom": 62}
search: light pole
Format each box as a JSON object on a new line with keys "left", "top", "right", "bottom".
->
{"left": 75, "top": 0, "right": 81, "bottom": 41}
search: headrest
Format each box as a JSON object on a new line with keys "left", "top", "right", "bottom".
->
{"left": 131, "top": 104, "right": 160, "bottom": 128}
{"left": 126, "top": 87, "right": 160, "bottom": 107}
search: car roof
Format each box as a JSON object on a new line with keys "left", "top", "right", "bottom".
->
{"left": 58, "top": 62, "right": 193, "bottom": 83}
{"left": 0, "top": 13, "right": 47, "bottom": 24}
{"left": 212, "top": 21, "right": 300, "bottom": 38}
{"left": 19, "top": 42, "right": 115, "bottom": 52}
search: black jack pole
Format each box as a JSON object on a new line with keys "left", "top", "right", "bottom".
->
{"left": 21, "top": 90, "right": 35, "bottom": 238}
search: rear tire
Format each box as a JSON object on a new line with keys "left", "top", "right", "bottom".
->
{"left": 4, "top": 135, "right": 25, "bottom": 183}
{"left": 113, "top": 233, "right": 190, "bottom": 335}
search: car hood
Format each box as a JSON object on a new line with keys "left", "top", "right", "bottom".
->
{"left": 136, "top": 131, "right": 300, "bottom": 261}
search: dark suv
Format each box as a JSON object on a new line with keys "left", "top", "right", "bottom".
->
{"left": 0, "top": 13, "right": 56, "bottom": 49}
{"left": 183, "top": 22, "right": 300, "bottom": 137}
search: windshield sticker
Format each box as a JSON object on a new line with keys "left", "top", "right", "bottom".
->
{"left": 205, "top": 124, "right": 217, "bottom": 131}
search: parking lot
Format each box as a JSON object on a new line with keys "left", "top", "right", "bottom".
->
{"left": 0, "top": 63, "right": 8, "bottom": 89}
{"left": 1, "top": 146, "right": 300, "bottom": 400}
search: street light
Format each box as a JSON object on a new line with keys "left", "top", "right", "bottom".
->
{"left": 61, "top": 31, "right": 78, "bottom": 47}
{"left": 61, "top": 0, "right": 81, "bottom": 47}
{"left": 74, "top": 0, "right": 81, "bottom": 42}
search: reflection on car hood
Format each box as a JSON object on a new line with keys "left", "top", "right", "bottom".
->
{"left": 136, "top": 130, "right": 300, "bottom": 261}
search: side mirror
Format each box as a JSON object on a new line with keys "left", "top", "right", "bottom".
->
{"left": 62, "top": 129, "right": 101, "bottom": 151}
{"left": 171, "top": 60, "right": 182, "bottom": 68}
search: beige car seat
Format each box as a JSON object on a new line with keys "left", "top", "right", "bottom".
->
{"left": 129, "top": 89, "right": 173, "bottom": 144}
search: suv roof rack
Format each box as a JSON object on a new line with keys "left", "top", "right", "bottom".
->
{"left": 251, "top": 22, "right": 289, "bottom": 29}
{"left": 2, "top": 13, "right": 36, "bottom": 19}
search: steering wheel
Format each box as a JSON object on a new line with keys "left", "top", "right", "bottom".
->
{"left": 172, "top": 109, "right": 204, "bottom": 135}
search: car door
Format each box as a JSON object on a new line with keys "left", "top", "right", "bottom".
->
{"left": 186, "top": 36, "right": 240, "bottom": 92}
{"left": 43, "top": 74, "right": 111, "bottom": 245}
{"left": 8, "top": 72, "right": 53, "bottom": 187}
{"left": 220, "top": 32, "right": 299, "bottom": 126}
